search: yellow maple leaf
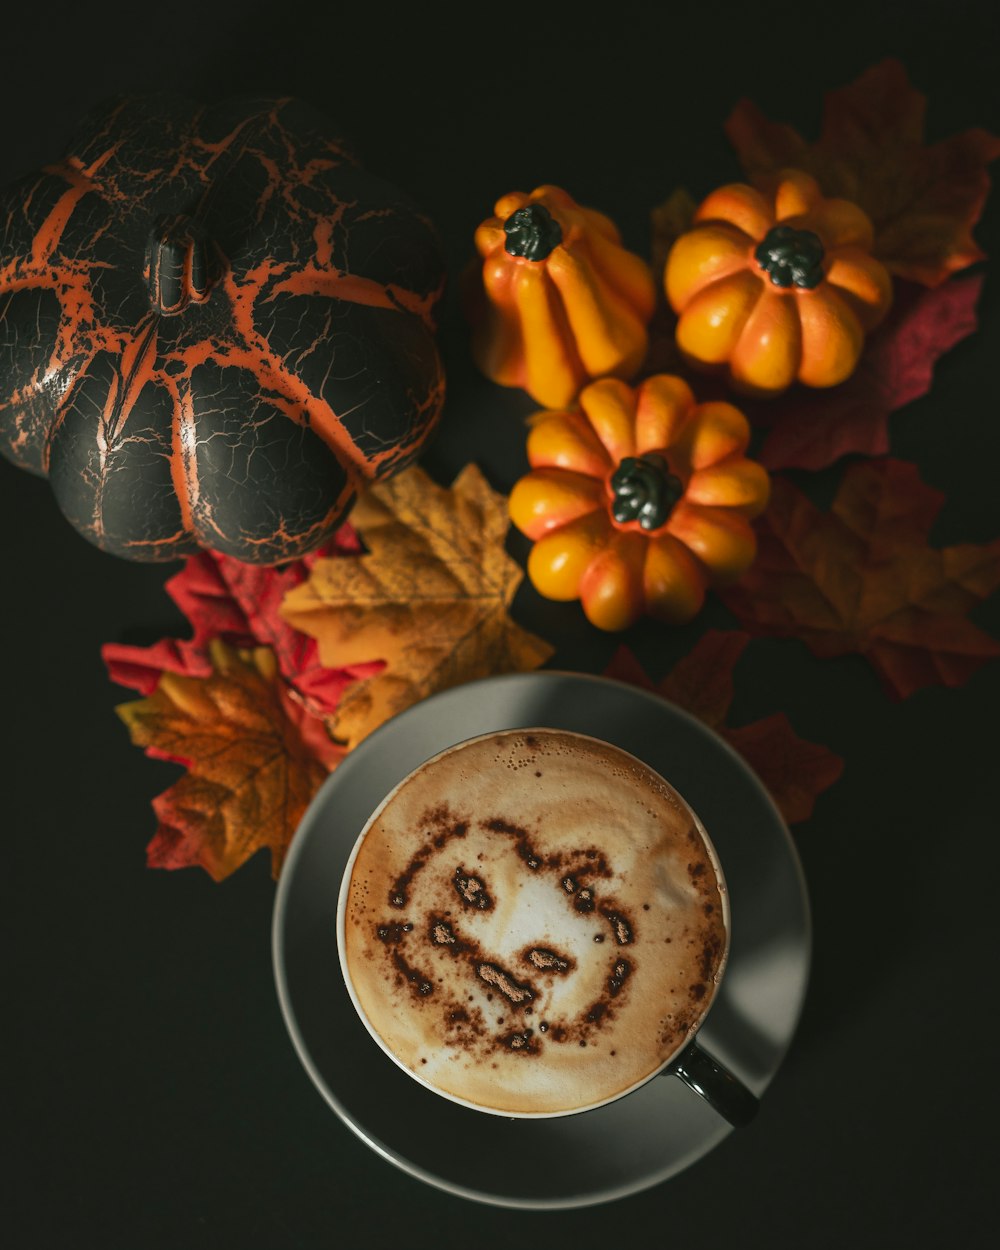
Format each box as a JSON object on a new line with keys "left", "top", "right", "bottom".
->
{"left": 116, "top": 641, "right": 343, "bottom": 881}
{"left": 279, "top": 463, "right": 555, "bottom": 749}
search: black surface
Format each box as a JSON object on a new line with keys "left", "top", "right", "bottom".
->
{"left": 4, "top": 3, "right": 997, "bottom": 1247}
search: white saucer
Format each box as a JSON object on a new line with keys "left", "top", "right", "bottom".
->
{"left": 272, "top": 672, "right": 811, "bottom": 1209}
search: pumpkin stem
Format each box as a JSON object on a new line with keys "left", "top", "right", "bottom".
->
{"left": 503, "top": 204, "right": 563, "bottom": 261}
{"left": 144, "top": 214, "right": 218, "bottom": 314}
{"left": 754, "top": 225, "right": 825, "bottom": 289}
{"left": 610, "top": 454, "right": 684, "bottom": 531}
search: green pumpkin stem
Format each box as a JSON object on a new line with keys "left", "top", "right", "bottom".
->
{"left": 754, "top": 225, "right": 825, "bottom": 289}
{"left": 503, "top": 204, "right": 563, "bottom": 261}
{"left": 144, "top": 214, "right": 217, "bottom": 314}
{"left": 610, "top": 454, "right": 684, "bottom": 531}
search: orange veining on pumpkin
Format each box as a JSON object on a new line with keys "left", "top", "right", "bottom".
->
{"left": 508, "top": 375, "right": 770, "bottom": 631}
{"left": 0, "top": 95, "right": 447, "bottom": 564}
{"left": 467, "top": 185, "right": 656, "bottom": 409}
{"left": 665, "top": 169, "right": 892, "bottom": 396}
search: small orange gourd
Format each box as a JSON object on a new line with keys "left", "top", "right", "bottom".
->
{"left": 665, "top": 169, "right": 892, "bottom": 396}
{"left": 508, "top": 374, "right": 770, "bottom": 631}
{"left": 468, "top": 185, "right": 656, "bottom": 409}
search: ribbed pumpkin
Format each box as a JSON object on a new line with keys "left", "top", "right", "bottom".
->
{"left": 467, "top": 185, "right": 656, "bottom": 409}
{"left": 0, "top": 95, "right": 446, "bottom": 563}
{"left": 508, "top": 375, "right": 770, "bottom": 631}
{"left": 665, "top": 169, "right": 892, "bottom": 396}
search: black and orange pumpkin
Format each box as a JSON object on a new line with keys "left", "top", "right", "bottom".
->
{"left": 0, "top": 95, "right": 446, "bottom": 563}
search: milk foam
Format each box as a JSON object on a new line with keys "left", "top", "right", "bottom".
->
{"left": 340, "top": 729, "right": 728, "bottom": 1116}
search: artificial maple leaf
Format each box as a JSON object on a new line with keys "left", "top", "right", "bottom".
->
{"left": 753, "top": 275, "right": 983, "bottom": 471}
{"left": 723, "top": 718, "right": 845, "bottom": 830}
{"left": 605, "top": 631, "right": 843, "bottom": 825}
{"left": 102, "top": 527, "right": 381, "bottom": 718}
{"left": 116, "top": 641, "right": 342, "bottom": 881}
{"left": 280, "top": 463, "right": 555, "bottom": 750}
{"left": 725, "top": 58, "right": 1000, "bottom": 286}
{"left": 719, "top": 460, "right": 1000, "bottom": 699}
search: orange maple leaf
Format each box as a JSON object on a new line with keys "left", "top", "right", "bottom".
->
{"left": 280, "top": 463, "right": 555, "bottom": 750}
{"left": 719, "top": 460, "right": 1000, "bottom": 699}
{"left": 116, "top": 641, "right": 343, "bottom": 881}
{"left": 606, "top": 632, "right": 843, "bottom": 825}
{"left": 724, "top": 58, "right": 1000, "bottom": 286}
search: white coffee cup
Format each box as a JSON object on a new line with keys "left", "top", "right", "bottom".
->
{"left": 337, "top": 727, "right": 758, "bottom": 1125}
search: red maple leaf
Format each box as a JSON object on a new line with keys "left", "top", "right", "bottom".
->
{"left": 605, "top": 632, "right": 843, "bottom": 825}
{"left": 720, "top": 460, "right": 1000, "bottom": 698}
{"left": 752, "top": 276, "right": 983, "bottom": 472}
{"left": 102, "top": 525, "right": 382, "bottom": 717}
{"left": 725, "top": 58, "right": 1000, "bottom": 286}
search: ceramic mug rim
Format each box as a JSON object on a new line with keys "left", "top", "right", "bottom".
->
{"left": 335, "top": 725, "right": 732, "bottom": 1120}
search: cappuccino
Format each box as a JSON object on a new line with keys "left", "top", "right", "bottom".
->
{"left": 339, "top": 729, "right": 728, "bottom": 1116}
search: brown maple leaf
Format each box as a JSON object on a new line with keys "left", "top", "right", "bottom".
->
{"left": 279, "top": 463, "right": 555, "bottom": 749}
{"left": 116, "top": 641, "right": 343, "bottom": 881}
{"left": 724, "top": 58, "right": 1000, "bottom": 286}
{"left": 606, "top": 632, "right": 843, "bottom": 825}
{"left": 719, "top": 460, "right": 1000, "bottom": 699}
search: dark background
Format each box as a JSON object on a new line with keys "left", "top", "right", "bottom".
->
{"left": 4, "top": 2, "right": 997, "bottom": 1246}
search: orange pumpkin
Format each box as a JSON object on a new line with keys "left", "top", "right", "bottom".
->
{"left": 665, "top": 169, "right": 892, "bottom": 396}
{"left": 468, "top": 185, "right": 656, "bottom": 409}
{"left": 508, "top": 374, "right": 770, "bottom": 631}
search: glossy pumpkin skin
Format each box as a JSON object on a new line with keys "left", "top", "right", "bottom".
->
{"left": 665, "top": 170, "right": 892, "bottom": 396}
{"left": 0, "top": 96, "right": 446, "bottom": 563}
{"left": 468, "top": 185, "right": 656, "bottom": 409}
{"left": 508, "top": 375, "right": 770, "bottom": 631}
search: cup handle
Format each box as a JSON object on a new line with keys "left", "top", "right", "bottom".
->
{"left": 669, "top": 1038, "right": 759, "bottom": 1127}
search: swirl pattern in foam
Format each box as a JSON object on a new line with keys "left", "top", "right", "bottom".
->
{"left": 339, "top": 728, "right": 728, "bottom": 1116}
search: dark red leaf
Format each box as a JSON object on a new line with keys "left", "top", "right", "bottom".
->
{"left": 725, "top": 59, "right": 1000, "bottom": 286}
{"left": 720, "top": 460, "right": 1000, "bottom": 698}
{"left": 605, "top": 632, "right": 843, "bottom": 824}
{"left": 754, "top": 276, "right": 983, "bottom": 472}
